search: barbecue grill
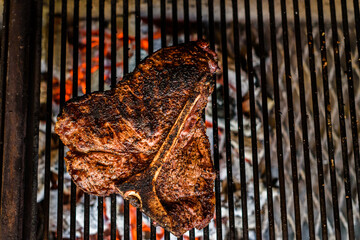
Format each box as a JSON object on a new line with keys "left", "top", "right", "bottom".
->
{"left": 1, "top": 0, "right": 360, "bottom": 239}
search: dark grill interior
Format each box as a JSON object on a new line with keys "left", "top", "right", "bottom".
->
{"left": 0, "top": 0, "right": 360, "bottom": 239}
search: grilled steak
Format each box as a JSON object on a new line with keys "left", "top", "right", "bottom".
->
{"left": 55, "top": 40, "right": 219, "bottom": 236}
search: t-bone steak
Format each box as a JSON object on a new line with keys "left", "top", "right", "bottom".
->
{"left": 55, "top": 40, "right": 220, "bottom": 237}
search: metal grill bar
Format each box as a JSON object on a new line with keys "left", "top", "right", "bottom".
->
{"left": 303, "top": 0, "right": 328, "bottom": 239}
{"left": 72, "top": 0, "right": 79, "bottom": 100}
{"left": 208, "top": 0, "right": 222, "bottom": 239}
{"left": 135, "top": 0, "right": 143, "bottom": 239}
{"left": 123, "top": 0, "right": 129, "bottom": 75}
{"left": 148, "top": 0, "right": 154, "bottom": 54}
{"left": 189, "top": 229, "right": 195, "bottom": 240}
{"left": 203, "top": 217, "right": 209, "bottom": 238}
{"left": 231, "top": 0, "right": 249, "bottom": 239}
{"left": 146, "top": 1, "right": 156, "bottom": 240}
{"left": 175, "top": 3, "right": 188, "bottom": 239}
{"left": 110, "top": 1, "right": 118, "bottom": 239}
{"left": 0, "top": 0, "right": 6, "bottom": 196}
{"left": 267, "top": 0, "right": 288, "bottom": 238}
{"left": 146, "top": 2, "right": 156, "bottom": 239}
{"left": 165, "top": 227, "right": 171, "bottom": 239}
{"left": 353, "top": 0, "right": 360, "bottom": 208}
{"left": 193, "top": 1, "right": 206, "bottom": 238}
{"left": 352, "top": 0, "right": 360, "bottom": 212}
{"left": 57, "top": 0, "right": 67, "bottom": 238}
{"left": 183, "top": 0, "right": 189, "bottom": 43}
{"left": 25, "top": 1, "right": 43, "bottom": 238}
{"left": 0, "top": 0, "right": 9, "bottom": 193}
{"left": 207, "top": 1, "right": 221, "bottom": 240}
{"left": 353, "top": 8, "right": 360, "bottom": 203}
{"left": 160, "top": 2, "right": 170, "bottom": 240}
{"left": 84, "top": 1, "right": 92, "bottom": 239}
{"left": 99, "top": 0, "right": 105, "bottom": 93}
{"left": 0, "top": 0, "right": 42, "bottom": 238}
{"left": 98, "top": 0, "right": 105, "bottom": 239}
{"left": 340, "top": 0, "right": 360, "bottom": 215}
{"left": 328, "top": 0, "right": 355, "bottom": 238}
{"left": 44, "top": 0, "right": 55, "bottom": 239}
{"left": 245, "top": 0, "right": 268, "bottom": 239}
{"left": 86, "top": 0, "right": 92, "bottom": 93}
{"left": 172, "top": 0, "right": 178, "bottom": 45}
{"left": 291, "top": 0, "right": 315, "bottom": 238}
{"left": 151, "top": 219, "right": 156, "bottom": 240}
{"left": 70, "top": 1, "right": 79, "bottom": 239}
{"left": 111, "top": 195, "right": 117, "bottom": 240}
{"left": 111, "top": 0, "right": 117, "bottom": 88}
{"left": 278, "top": 0, "right": 302, "bottom": 238}
{"left": 315, "top": 0, "right": 341, "bottom": 238}
{"left": 220, "top": 0, "right": 236, "bottom": 239}
{"left": 122, "top": 0, "right": 129, "bottom": 239}
{"left": 161, "top": 0, "right": 166, "bottom": 48}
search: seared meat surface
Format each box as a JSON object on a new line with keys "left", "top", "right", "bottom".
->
{"left": 55, "top": 40, "right": 219, "bottom": 236}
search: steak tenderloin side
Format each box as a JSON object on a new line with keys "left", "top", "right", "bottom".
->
{"left": 55, "top": 40, "right": 220, "bottom": 237}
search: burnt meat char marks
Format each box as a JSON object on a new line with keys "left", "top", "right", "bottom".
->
{"left": 55, "top": 40, "right": 219, "bottom": 237}
{"left": 65, "top": 151, "right": 151, "bottom": 196}
{"left": 155, "top": 118, "right": 215, "bottom": 234}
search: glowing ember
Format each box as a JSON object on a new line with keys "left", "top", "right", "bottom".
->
{"left": 129, "top": 205, "right": 165, "bottom": 240}
{"left": 52, "top": 77, "right": 73, "bottom": 104}
{"left": 52, "top": 27, "right": 161, "bottom": 104}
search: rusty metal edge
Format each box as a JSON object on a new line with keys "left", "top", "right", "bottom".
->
{"left": 0, "top": 0, "right": 10, "bottom": 201}
{"left": 0, "top": 0, "right": 42, "bottom": 239}
{"left": 23, "top": 0, "right": 43, "bottom": 239}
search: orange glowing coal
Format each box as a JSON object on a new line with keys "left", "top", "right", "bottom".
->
{"left": 130, "top": 204, "right": 165, "bottom": 240}
{"left": 183, "top": 236, "right": 202, "bottom": 240}
{"left": 102, "top": 199, "right": 121, "bottom": 240}
{"left": 52, "top": 77, "right": 73, "bottom": 104}
{"left": 53, "top": 27, "right": 162, "bottom": 107}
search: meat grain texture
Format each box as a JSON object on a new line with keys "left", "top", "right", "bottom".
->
{"left": 55, "top": 40, "right": 220, "bottom": 237}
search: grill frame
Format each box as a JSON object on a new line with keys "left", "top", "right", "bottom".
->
{"left": 0, "top": 0, "right": 360, "bottom": 239}
{"left": 0, "top": 0, "right": 43, "bottom": 239}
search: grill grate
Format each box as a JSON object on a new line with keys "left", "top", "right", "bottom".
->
{"left": 1, "top": 0, "right": 360, "bottom": 239}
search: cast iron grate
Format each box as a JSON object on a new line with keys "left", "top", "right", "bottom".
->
{"left": 0, "top": 0, "right": 360, "bottom": 239}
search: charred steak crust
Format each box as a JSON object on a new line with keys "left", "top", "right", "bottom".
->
{"left": 55, "top": 40, "right": 220, "bottom": 237}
